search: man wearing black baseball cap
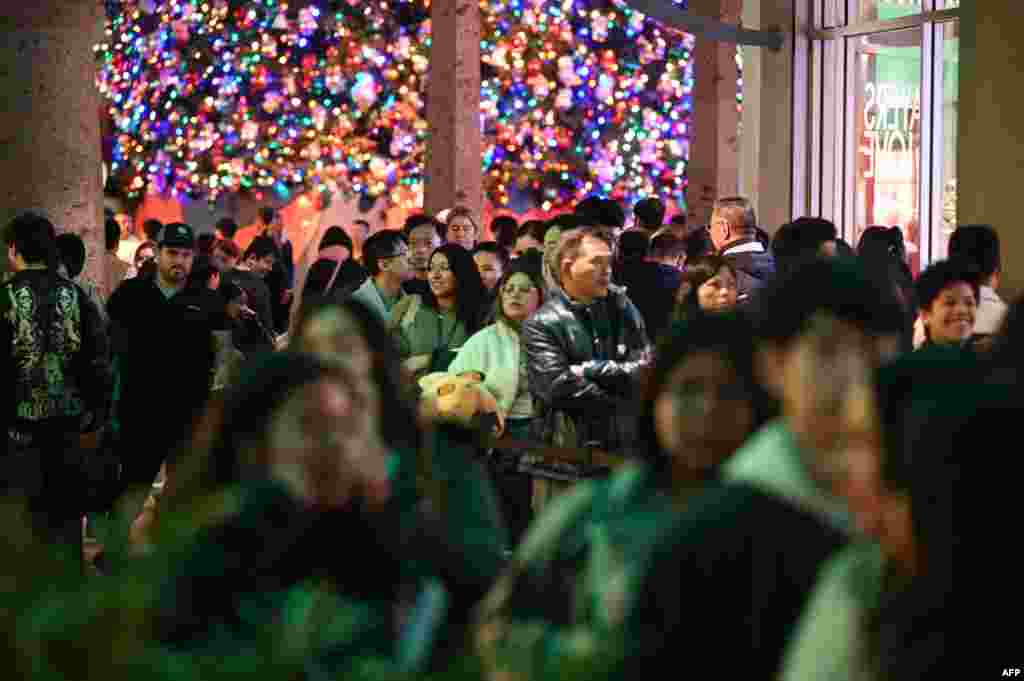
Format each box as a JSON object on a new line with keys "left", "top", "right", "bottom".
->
{"left": 156, "top": 222, "right": 195, "bottom": 295}
{"left": 107, "top": 221, "right": 218, "bottom": 569}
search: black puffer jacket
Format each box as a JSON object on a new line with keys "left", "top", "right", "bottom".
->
{"left": 722, "top": 239, "right": 776, "bottom": 304}
{"left": 522, "top": 283, "right": 651, "bottom": 454}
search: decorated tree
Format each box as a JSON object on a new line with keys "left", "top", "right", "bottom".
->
{"left": 99, "top": 0, "right": 695, "bottom": 213}
{"left": 480, "top": 0, "right": 695, "bottom": 211}
{"left": 96, "top": 0, "right": 431, "bottom": 206}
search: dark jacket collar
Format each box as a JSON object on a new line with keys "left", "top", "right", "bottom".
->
{"left": 551, "top": 280, "right": 626, "bottom": 313}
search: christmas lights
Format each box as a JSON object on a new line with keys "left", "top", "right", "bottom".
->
{"left": 97, "top": 0, "right": 431, "bottom": 206}
{"left": 98, "top": 0, "right": 696, "bottom": 212}
{"left": 480, "top": 0, "right": 694, "bottom": 210}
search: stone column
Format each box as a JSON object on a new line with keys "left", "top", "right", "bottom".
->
{"left": 425, "top": 0, "right": 483, "bottom": 224}
{"left": 958, "top": 2, "right": 1024, "bottom": 299}
{"left": 755, "top": 0, "right": 800, "bottom": 234}
{"left": 738, "top": 0, "right": 761, "bottom": 212}
{"left": 688, "top": 0, "right": 743, "bottom": 228}
{"left": 0, "top": 2, "right": 105, "bottom": 282}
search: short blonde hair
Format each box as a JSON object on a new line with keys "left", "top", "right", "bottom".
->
{"left": 713, "top": 197, "right": 756, "bottom": 235}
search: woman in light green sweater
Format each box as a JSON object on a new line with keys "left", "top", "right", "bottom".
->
{"left": 448, "top": 260, "right": 546, "bottom": 544}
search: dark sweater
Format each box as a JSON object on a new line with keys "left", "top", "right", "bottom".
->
{"left": 627, "top": 481, "right": 848, "bottom": 675}
{"left": 221, "top": 269, "right": 275, "bottom": 354}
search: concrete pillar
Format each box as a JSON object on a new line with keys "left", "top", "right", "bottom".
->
{"left": 738, "top": 0, "right": 761, "bottom": 212}
{"left": 689, "top": 0, "right": 742, "bottom": 228}
{"left": 0, "top": 2, "right": 105, "bottom": 282}
{"left": 736, "top": 0, "right": 798, "bottom": 235}
{"left": 760, "top": 0, "right": 800, "bottom": 233}
{"left": 424, "top": 0, "right": 483, "bottom": 224}
{"left": 958, "top": 2, "right": 1024, "bottom": 300}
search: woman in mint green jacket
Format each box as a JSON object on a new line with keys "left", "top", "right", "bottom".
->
{"left": 448, "top": 260, "right": 546, "bottom": 544}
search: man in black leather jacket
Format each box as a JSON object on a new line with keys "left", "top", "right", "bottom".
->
{"left": 522, "top": 225, "right": 651, "bottom": 455}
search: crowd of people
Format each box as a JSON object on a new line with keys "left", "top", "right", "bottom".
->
{"left": 0, "top": 195, "right": 1012, "bottom": 677}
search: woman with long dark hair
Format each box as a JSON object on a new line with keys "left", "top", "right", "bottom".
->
{"left": 670, "top": 255, "right": 739, "bottom": 330}
{"left": 391, "top": 243, "right": 486, "bottom": 377}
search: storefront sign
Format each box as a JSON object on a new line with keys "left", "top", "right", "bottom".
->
{"left": 861, "top": 82, "right": 920, "bottom": 181}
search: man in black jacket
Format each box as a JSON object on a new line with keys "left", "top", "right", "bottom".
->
{"left": 0, "top": 213, "right": 113, "bottom": 563}
{"left": 107, "top": 223, "right": 217, "bottom": 557}
{"left": 522, "top": 225, "right": 651, "bottom": 456}
{"left": 708, "top": 196, "right": 776, "bottom": 303}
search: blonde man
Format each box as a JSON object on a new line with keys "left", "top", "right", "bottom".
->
{"left": 708, "top": 197, "right": 775, "bottom": 303}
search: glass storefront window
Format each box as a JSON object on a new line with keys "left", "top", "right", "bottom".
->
{"left": 853, "top": 29, "right": 923, "bottom": 274}
{"left": 858, "top": 0, "right": 922, "bottom": 23}
{"left": 822, "top": 0, "right": 845, "bottom": 28}
{"left": 935, "top": 20, "right": 959, "bottom": 260}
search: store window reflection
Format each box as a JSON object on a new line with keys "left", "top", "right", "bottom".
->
{"left": 853, "top": 29, "right": 922, "bottom": 275}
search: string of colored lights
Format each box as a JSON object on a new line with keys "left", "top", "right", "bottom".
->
{"left": 97, "top": 0, "right": 431, "bottom": 206}
{"left": 97, "top": 0, "right": 696, "bottom": 212}
{"left": 481, "top": 0, "right": 694, "bottom": 210}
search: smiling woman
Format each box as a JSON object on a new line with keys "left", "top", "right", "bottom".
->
{"left": 914, "top": 258, "right": 980, "bottom": 348}
{"left": 391, "top": 243, "right": 485, "bottom": 377}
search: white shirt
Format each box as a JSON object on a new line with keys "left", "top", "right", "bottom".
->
{"left": 116, "top": 235, "right": 142, "bottom": 264}
{"left": 975, "top": 285, "right": 1009, "bottom": 335}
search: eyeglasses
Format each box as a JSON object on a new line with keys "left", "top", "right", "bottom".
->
{"left": 502, "top": 284, "right": 537, "bottom": 297}
{"left": 428, "top": 264, "right": 451, "bottom": 274}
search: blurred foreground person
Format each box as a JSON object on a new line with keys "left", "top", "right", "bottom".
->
{"left": 625, "top": 259, "right": 904, "bottom": 676}
{"left": 475, "top": 314, "right": 774, "bottom": 680}
{"left": 291, "top": 298, "right": 507, "bottom": 666}
{"left": 157, "top": 352, "right": 447, "bottom": 675}
{"left": 782, "top": 348, "right": 978, "bottom": 681}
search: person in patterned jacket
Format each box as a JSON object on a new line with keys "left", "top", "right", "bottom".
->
{"left": 0, "top": 212, "right": 112, "bottom": 567}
